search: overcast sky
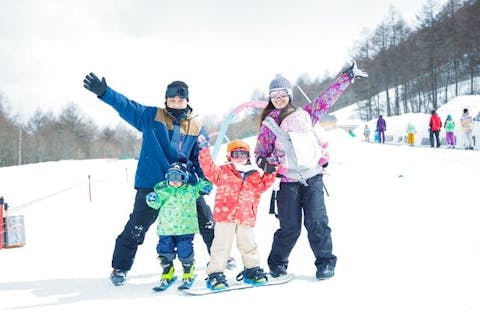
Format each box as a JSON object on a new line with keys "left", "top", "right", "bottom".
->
{"left": 0, "top": 0, "right": 447, "bottom": 127}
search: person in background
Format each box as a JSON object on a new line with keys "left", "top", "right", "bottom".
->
{"left": 406, "top": 122, "right": 416, "bottom": 146}
{"left": 444, "top": 114, "right": 456, "bottom": 148}
{"left": 376, "top": 115, "right": 386, "bottom": 143}
{"left": 255, "top": 61, "right": 368, "bottom": 280}
{"left": 460, "top": 108, "right": 474, "bottom": 150}
{"left": 83, "top": 73, "right": 214, "bottom": 286}
{"left": 146, "top": 160, "right": 211, "bottom": 288}
{"left": 429, "top": 110, "right": 442, "bottom": 148}
{"left": 198, "top": 138, "right": 279, "bottom": 290}
{"left": 363, "top": 124, "right": 371, "bottom": 142}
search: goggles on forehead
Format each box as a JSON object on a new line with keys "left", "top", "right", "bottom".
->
{"left": 269, "top": 90, "right": 289, "bottom": 100}
{"left": 230, "top": 149, "right": 250, "bottom": 159}
{"left": 166, "top": 87, "right": 189, "bottom": 99}
{"left": 165, "top": 171, "right": 188, "bottom": 183}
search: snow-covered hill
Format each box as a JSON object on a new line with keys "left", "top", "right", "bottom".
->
{"left": 334, "top": 95, "right": 480, "bottom": 148}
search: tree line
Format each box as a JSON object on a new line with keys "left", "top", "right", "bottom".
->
{"left": 0, "top": 103, "right": 141, "bottom": 167}
{"left": 1, "top": 0, "right": 479, "bottom": 167}
{"left": 281, "top": 0, "right": 480, "bottom": 121}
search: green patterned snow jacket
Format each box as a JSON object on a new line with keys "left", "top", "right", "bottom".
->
{"left": 147, "top": 179, "right": 210, "bottom": 236}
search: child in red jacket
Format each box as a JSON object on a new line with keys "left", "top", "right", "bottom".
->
{"left": 198, "top": 136, "right": 279, "bottom": 290}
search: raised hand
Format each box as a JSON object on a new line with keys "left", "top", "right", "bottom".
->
{"left": 83, "top": 72, "right": 107, "bottom": 97}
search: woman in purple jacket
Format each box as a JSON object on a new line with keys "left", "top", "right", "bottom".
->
{"left": 254, "top": 62, "right": 367, "bottom": 280}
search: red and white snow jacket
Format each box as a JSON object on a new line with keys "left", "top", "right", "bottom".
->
{"left": 198, "top": 148, "right": 277, "bottom": 227}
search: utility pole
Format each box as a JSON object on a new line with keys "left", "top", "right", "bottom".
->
{"left": 18, "top": 127, "right": 22, "bottom": 166}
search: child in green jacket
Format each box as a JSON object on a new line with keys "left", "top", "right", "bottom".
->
{"left": 146, "top": 160, "right": 210, "bottom": 288}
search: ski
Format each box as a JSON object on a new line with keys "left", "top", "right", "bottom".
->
{"left": 152, "top": 276, "right": 178, "bottom": 292}
{"left": 177, "top": 276, "right": 196, "bottom": 290}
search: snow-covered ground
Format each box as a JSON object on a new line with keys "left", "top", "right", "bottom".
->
{"left": 1, "top": 98, "right": 480, "bottom": 319}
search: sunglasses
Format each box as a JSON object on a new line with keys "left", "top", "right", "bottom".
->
{"left": 230, "top": 149, "right": 250, "bottom": 159}
{"left": 166, "top": 87, "right": 188, "bottom": 99}
{"left": 165, "top": 171, "right": 188, "bottom": 183}
{"left": 269, "top": 90, "right": 289, "bottom": 100}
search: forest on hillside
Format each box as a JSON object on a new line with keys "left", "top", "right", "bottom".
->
{"left": 1, "top": 0, "right": 479, "bottom": 167}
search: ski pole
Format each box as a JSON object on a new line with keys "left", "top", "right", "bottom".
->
{"left": 268, "top": 190, "right": 277, "bottom": 217}
{"left": 323, "top": 181, "right": 330, "bottom": 197}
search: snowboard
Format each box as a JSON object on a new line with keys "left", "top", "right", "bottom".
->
{"left": 182, "top": 273, "right": 294, "bottom": 296}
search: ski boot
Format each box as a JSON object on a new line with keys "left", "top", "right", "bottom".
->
{"left": 206, "top": 272, "right": 228, "bottom": 290}
{"left": 153, "top": 260, "right": 177, "bottom": 291}
{"left": 237, "top": 266, "right": 268, "bottom": 285}
{"left": 178, "top": 261, "right": 196, "bottom": 290}
{"left": 110, "top": 269, "right": 128, "bottom": 286}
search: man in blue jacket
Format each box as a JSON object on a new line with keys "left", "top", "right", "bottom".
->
{"left": 83, "top": 73, "right": 214, "bottom": 286}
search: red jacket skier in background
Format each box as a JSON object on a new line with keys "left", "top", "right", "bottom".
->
{"left": 429, "top": 110, "right": 442, "bottom": 148}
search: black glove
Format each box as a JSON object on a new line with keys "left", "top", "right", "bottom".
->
{"left": 83, "top": 72, "right": 107, "bottom": 97}
{"left": 257, "top": 156, "right": 277, "bottom": 174}
{"left": 257, "top": 156, "right": 267, "bottom": 170}
{"left": 264, "top": 162, "right": 277, "bottom": 174}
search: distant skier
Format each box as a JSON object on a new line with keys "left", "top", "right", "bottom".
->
{"left": 406, "top": 122, "right": 416, "bottom": 146}
{"left": 444, "top": 115, "right": 456, "bottom": 148}
{"left": 460, "top": 108, "right": 474, "bottom": 150}
{"left": 429, "top": 110, "right": 442, "bottom": 148}
{"left": 376, "top": 115, "right": 386, "bottom": 143}
{"left": 363, "top": 124, "right": 371, "bottom": 142}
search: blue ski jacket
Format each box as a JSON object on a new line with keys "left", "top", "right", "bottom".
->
{"left": 100, "top": 87, "right": 209, "bottom": 189}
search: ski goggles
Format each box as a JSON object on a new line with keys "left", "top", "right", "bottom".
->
{"left": 165, "top": 171, "right": 188, "bottom": 183}
{"left": 269, "top": 90, "right": 289, "bottom": 100}
{"left": 165, "top": 87, "right": 189, "bottom": 99}
{"left": 230, "top": 149, "right": 250, "bottom": 159}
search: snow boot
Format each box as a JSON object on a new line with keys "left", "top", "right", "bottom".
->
{"left": 110, "top": 269, "right": 128, "bottom": 286}
{"left": 269, "top": 264, "right": 287, "bottom": 278}
{"left": 316, "top": 264, "right": 335, "bottom": 280}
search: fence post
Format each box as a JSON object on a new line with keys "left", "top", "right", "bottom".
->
{"left": 0, "top": 196, "right": 4, "bottom": 249}
{"left": 88, "top": 175, "right": 92, "bottom": 202}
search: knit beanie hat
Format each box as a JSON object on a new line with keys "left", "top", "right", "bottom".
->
{"left": 165, "top": 160, "right": 190, "bottom": 183}
{"left": 165, "top": 81, "right": 189, "bottom": 101}
{"left": 269, "top": 76, "right": 293, "bottom": 100}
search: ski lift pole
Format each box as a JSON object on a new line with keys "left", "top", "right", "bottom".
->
{"left": 212, "top": 111, "right": 235, "bottom": 161}
{"left": 297, "top": 85, "right": 312, "bottom": 103}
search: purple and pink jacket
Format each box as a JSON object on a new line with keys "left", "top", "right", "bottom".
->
{"left": 254, "top": 73, "right": 352, "bottom": 183}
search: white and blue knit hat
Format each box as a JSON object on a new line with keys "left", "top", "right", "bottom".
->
{"left": 269, "top": 75, "right": 293, "bottom": 100}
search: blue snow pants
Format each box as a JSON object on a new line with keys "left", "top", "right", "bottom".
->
{"left": 267, "top": 174, "right": 337, "bottom": 271}
{"left": 157, "top": 234, "right": 195, "bottom": 264}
